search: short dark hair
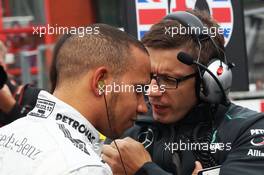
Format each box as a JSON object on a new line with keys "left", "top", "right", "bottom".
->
{"left": 142, "top": 10, "right": 225, "bottom": 65}
{"left": 51, "top": 23, "right": 148, "bottom": 90}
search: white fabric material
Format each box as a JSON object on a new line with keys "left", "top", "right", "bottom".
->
{"left": 0, "top": 90, "right": 112, "bottom": 175}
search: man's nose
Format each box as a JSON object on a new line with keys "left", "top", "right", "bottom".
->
{"left": 137, "top": 95, "right": 148, "bottom": 114}
{"left": 147, "top": 79, "right": 163, "bottom": 97}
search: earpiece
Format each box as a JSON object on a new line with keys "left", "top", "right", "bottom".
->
{"left": 164, "top": 11, "right": 233, "bottom": 105}
{"left": 98, "top": 80, "right": 105, "bottom": 96}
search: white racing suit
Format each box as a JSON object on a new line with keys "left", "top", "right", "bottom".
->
{"left": 0, "top": 90, "right": 112, "bottom": 175}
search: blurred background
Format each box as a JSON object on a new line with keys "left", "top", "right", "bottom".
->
{"left": 0, "top": 0, "right": 263, "bottom": 111}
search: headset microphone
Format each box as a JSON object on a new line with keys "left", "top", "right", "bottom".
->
{"left": 177, "top": 52, "right": 195, "bottom": 65}
{"left": 177, "top": 52, "right": 232, "bottom": 106}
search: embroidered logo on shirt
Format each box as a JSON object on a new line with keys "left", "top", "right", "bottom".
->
{"left": 28, "top": 98, "right": 55, "bottom": 118}
{"left": 56, "top": 113, "right": 96, "bottom": 143}
{"left": 57, "top": 123, "right": 90, "bottom": 155}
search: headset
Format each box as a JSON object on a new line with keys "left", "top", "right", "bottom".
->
{"left": 164, "top": 11, "right": 233, "bottom": 106}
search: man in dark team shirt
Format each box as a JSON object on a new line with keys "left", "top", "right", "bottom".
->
{"left": 102, "top": 10, "right": 264, "bottom": 175}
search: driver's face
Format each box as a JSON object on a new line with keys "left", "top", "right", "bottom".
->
{"left": 108, "top": 46, "right": 151, "bottom": 138}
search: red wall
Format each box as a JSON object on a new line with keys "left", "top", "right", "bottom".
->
{"left": 45, "top": 0, "right": 95, "bottom": 43}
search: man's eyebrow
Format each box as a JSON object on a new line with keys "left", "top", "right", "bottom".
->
{"left": 152, "top": 69, "right": 175, "bottom": 76}
{"left": 153, "top": 72, "right": 174, "bottom": 77}
{"left": 161, "top": 71, "right": 187, "bottom": 78}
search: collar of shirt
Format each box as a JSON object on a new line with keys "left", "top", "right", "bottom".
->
{"left": 27, "top": 90, "right": 101, "bottom": 146}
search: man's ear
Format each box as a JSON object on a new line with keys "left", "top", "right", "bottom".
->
{"left": 91, "top": 67, "right": 107, "bottom": 97}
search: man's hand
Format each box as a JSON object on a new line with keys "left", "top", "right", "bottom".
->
{"left": 0, "top": 85, "right": 16, "bottom": 113}
{"left": 192, "top": 161, "right": 203, "bottom": 175}
{"left": 102, "top": 137, "right": 152, "bottom": 175}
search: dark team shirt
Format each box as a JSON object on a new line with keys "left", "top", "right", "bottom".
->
{"left": 124, "top": 103, "right": 264, "bottom": 175}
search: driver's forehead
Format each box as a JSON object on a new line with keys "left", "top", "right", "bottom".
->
{"left": 121, "top": 68, "right": 150, "bottom": 86}
{"left": 128, "top": 46, "right": 151, "bottom": 83}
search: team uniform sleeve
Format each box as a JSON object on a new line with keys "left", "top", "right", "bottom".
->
{"left": 219, "top": 117, "right": 264, "bottom": 175}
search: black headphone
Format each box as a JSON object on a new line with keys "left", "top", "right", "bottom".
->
{"left": 163, "top": 11, "right": 233, "bottom": 105}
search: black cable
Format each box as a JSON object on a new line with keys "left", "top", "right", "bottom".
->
{"left": 103, "top": 93, "right": 128, "bottom": 175}
{"left": 168, "top": 0, "right": 171, "bottom": 13}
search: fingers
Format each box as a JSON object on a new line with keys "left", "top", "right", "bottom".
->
{"left": 192, "top": 161, "right": 203, "bottom": 175}
{"left": 109, "top": 139, "right": 129, "bottom": 151}
{"left": 123, "top": 137, "right": 134, "bottom": 142}
{"left": 101, "top": 145, "right": 126, "bottom": 174}
{"left": 103, "top": 138, "right": 151, "bottom": 175}
{"left": 110, "top": 137, "right": 139, "bottom": 149}
{"left": 195, "top": 161, "right": 203, "bottom": 170}
{"left": 102, "top": 144, "right": 118, "bottom": 159}
{"left": 110, "top": 140, "right": 119, "bottom": 149}
{"left": 101, "top": 153, "right": 124, "bottom": 174}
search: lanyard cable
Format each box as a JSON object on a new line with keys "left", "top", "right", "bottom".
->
{"left": 103, "top": 93, "right": 128, "bottom": 175}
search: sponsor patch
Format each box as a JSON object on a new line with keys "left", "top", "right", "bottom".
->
{"left": 250, "top": 137, "right": 264, "bottom": 147}
{"left": 249, "top": 129, "right": 264, "bottom": 147}
{"left": 247, "top": 149, "right": 264, "bottom": 157}
{"left": 28, "top": 98, "right": 55, "bottom": 118}
{"left": 58, "top": 124, "right": 90, "bottom": 155}
{"left": 0, "top": 133, "right": 42, "bottom": 160}
{"left": 56, "top": 113, "right": 96, "bottom": 143}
